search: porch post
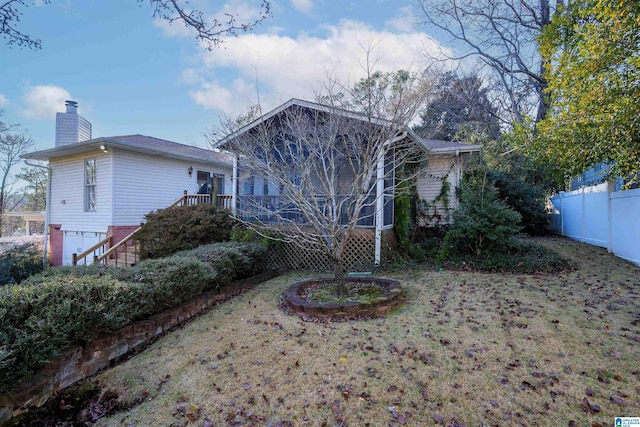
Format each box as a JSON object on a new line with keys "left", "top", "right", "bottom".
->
{"left": 375, "top": 149, "right": 385, "bottom": 266}
{"left": 232, "top": 156, "right": 238, "bottom": 217}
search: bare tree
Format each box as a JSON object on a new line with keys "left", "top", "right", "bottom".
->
{"left": 1, "top": 0, "right": 271, "bottom": 50}
{"left": 214, "top": 74, "right": 430, "bottom": 295}
{"left": 0, "top": 113, "right": 34, "bottom": 237}
{"left": 17, "top": 163, "right": 47, "bottom": 211}
{"left": 416, "top": 0, "right": 563, "bottom": 125}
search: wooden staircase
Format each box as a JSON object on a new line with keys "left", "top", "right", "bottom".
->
{"left": 71, "top": 193, "right": 233, "bottom": 267}
{"left": 105, "top": 239, "right": 140, "bottom": 267}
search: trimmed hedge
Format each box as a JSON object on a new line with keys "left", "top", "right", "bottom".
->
{"left": 0, "top": 243, "right": 43, "bottom": 286}
{"left": 0, "top": 242, "right": 267, "bottom": 391}
{"left": 137, "top": 204, "right": 236, "bottom": 259}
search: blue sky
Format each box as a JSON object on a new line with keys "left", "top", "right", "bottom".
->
{"left": 1, "top": 0, "right": 452, "bottom": 154}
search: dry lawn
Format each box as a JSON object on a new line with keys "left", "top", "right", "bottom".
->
{"left": 91, "top": 237, "right": 640, "bottom": 426}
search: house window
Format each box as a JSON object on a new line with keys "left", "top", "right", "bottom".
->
{"left": 214, "top": 174, "right": 225, "bottom": 194}
{"left": 85, "top": 158, "right": 97, "bottom": 211}
{"left": 243, "top": 176, "right": 254, "bottom": 195}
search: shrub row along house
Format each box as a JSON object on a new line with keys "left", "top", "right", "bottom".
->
{"left": 23, "top": 99, "right": 480, "bottom": 268}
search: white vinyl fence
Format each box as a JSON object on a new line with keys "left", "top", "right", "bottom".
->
{"left": 549, "top": 183, "right": 640, "bottom": 266}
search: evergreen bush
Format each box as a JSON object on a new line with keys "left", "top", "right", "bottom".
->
{"left": 440, "top": 170, "right": 521, "bottom": 259}
{"left": 137, "top": 204, "right": 235, "bottom": 259}
{"left": 488, "top": 170, "right": 549, "bottom": 235}
{"left": 0, "top": 243, "right": 43, "bottom": 285}
{"left": 0, "top": 241, "right": 268, "bottom": 391}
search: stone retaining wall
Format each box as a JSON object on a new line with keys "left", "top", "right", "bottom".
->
{"left": 0, "top": 270, "right": 279, "bottom": 424}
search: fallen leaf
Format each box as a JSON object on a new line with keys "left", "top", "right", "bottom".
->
{"left": 610, "top": 396, "right": 625, "bottom": 405}
{"left": 580, "top": 397, "right": 601, "bottom": 414}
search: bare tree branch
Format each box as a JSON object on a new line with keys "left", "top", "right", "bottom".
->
{"left": 0, "top": 112, "right": 34, "bottom": 236}
{"left": 212, "top": 72, "right": 432, "bottom": 292}
{"left": 1, "top": 0, "right": 271, "bottom": 50}
{"left": 143, "top": 0, "right": 271, "bottom": 51}
{"left": 416, "top": 0, "right": 557, "bottom": 124}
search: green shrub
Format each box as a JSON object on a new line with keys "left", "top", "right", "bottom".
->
{"left": 0, "top": 243, "right": 43, "bottom": 285}
{"left": 440, "top": 170, "right": 521, "bottom": 259}
{"left": 1, "top": 241, "right": 268, "bottom": 391}
{"left": 441, "top": 238, "right": 570, "bottom": 273}
{"left": 488, "top": 170, "right": 549, "bottom": 235}
{"left": 137, "top": 204, "right": 235, "bottom": 259}
{"left": 175, "top": 242, "right": 268, "bottom": 280}
{"left": 0, "top": 276, "right": 136, "bottom": 388}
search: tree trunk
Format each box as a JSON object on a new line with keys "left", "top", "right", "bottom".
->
{"left": 0, "top": 187, "right": 4, "bottom": 238}
{"left": 333, "top": 256, "right": 347, "bottom": 298}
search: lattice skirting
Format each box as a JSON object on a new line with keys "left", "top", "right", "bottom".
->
{"left": 266, "top": 228, "right": 397, "bottom": 272}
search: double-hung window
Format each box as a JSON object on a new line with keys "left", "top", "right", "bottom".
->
{"left": 85, "top": 158, "right": 97, "bottom": 211}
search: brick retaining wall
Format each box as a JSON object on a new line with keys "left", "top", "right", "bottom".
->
{"left": 0, "top": 270, "right": 279, "bottom": 424}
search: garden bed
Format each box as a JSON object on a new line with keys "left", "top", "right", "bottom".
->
{"left": 280, "top": 277, "right": 404, "bottom": 322}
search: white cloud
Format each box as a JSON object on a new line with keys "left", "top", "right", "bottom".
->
{"left": 0, "top": 94, "right": 8, "bottom": 107}
{"left": 385, "top": 6, "right": 418, "bottom": 33}
{"left": 186, "top": 19, "right": 450, "bottom": 117}
{"left": 21, "top": 85, "right": 72, "bottom": 120}
{"left": 190, "top": 78, "right": 258, "bottom": 116}
{"left": 291, "top": 0, "right": 313, "bottom": 13}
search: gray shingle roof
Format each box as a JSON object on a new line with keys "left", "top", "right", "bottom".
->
{"left": 23, "top": 134, "right": 233, "bottom": 165}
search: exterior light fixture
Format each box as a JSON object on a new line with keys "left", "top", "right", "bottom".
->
{"left": 100, "top": 144, "right": 108, "bottom": 153}
{"left": 188, "top": 166, "right": 193, "bottom": 176}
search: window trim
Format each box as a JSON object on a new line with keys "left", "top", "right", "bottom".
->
{"left": 84, "top": 158, "right": 97, "bottom": 212}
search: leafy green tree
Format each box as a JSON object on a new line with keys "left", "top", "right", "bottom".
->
{"left": 533, "top": 0, "right": 640, "bottom": 184}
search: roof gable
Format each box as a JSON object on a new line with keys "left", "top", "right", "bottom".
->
{"left": 214, "top": 98, "right": 482, "bottom": 156}
{"left": 213, "top": 98, "right": 394, "bottom": 149}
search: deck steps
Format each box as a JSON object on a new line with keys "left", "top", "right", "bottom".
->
{"left": 105, "top": 243, "right": 140, "bottom": 267}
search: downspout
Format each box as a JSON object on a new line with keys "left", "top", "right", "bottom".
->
{"left": 25, "top": 161, "right": 50, "bottom": 269}
{"left": 375, "top": 131, "right": 408, "bottom": 266}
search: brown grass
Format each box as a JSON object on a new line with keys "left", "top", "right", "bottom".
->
{"left": 92, "top": 237, "right": 640, "bottom": 426}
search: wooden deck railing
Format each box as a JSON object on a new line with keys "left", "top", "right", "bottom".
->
{"left": 72, "top": 193, "right": 233, "bottom": 267}
{"left": 168, "top": 192, "right": 233, "bottom": 209}
{"left": 94, "top": 227, "right": 142, "bottom": 267}
{"left": 72, "top": 236, "right": 113, "bottom": 266}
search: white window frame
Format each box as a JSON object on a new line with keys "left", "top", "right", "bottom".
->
{"left": 85, "top": 158, "right": 97, "bottom": 212}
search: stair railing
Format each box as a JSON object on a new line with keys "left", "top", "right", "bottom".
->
{"left": 94, "top": 227, "right": 142, "bottom": 267}
{"left": 72, "top": 236, "right": 113, "bottom": 266}
{"left": 74, "top": 192, "right": 233, "bottom": 267}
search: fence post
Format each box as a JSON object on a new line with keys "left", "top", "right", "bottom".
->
{"left": 581, "top": 187, "right": 586, "bottom": 243}
{"left": 607, "top": 181, "right": 614, "bottom": 253}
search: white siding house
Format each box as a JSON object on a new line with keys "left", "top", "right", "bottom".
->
{"left": 24, "top": 134, "right": 233, "bottom": 266}
{"left": 413, "top": 139, "right": 481, "bottom": 226}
